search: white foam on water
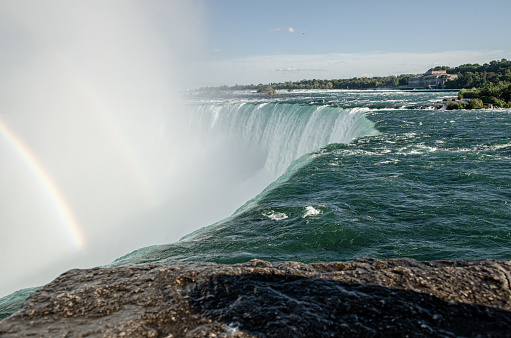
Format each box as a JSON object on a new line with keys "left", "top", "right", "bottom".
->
{"left": 264, "top": 211, "right": 289, "bottom": 221}
{"left": 303, "top": 206, "right": 321, "bottom": 218}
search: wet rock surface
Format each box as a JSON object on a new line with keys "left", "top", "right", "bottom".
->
{"left": 1, "top": 258, "right": 510, "bottom": 337}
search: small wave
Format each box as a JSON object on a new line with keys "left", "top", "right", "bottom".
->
{"left": 397, "top": 144, "right": 438, "bottom": 155}
{"left": 375, "top": 159, "right": 400, "bottom": 165}
{"left": 263, "top": 211, "right": 289, "bottom": 221}
{"left": 303, "top": 206, "right": 321, "bottom": 218}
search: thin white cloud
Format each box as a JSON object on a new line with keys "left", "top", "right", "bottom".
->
{"left": 275, "top": 67, "right": 298, "bottom": 72}
{"left": 269, "top": 28, "right": 282, "bottom": 32}
{"left": 275, "top": 67, "right": 326, "bottom": 73}
{"left": 213, "top": 49, "right": 224, "bottom": 53}
{"left": 288, "top": 27, "right": 294, "bottom": 33}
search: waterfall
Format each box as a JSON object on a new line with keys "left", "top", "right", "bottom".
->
{"left": 188, "top": 102, "right": 379, "bottom": 177}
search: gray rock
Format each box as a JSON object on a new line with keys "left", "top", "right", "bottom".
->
{"left": 1, "top": 258, "right": 510, "bottom": 337}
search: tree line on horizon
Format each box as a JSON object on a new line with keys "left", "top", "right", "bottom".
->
{"left": 202, "top": 74, "right": 416, "bottom": 92}
{"left": 442, "top": 59, "right": 511, "bottom": 89}
{"left": 445, "top": 59, "right": 511, "bottom": 108}
{"left": 200, "top": 58, "right": 511, "bottom": 93}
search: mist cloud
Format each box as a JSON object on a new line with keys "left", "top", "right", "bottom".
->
{"left": 0, "top": 0, "right": 207, "bottom": 297}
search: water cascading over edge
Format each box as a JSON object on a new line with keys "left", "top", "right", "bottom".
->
{"left": 187, "top": 102, "right": 379, "bottom": 177}
{"left": 112, "top": 101, "right": 380, "bottom": 265}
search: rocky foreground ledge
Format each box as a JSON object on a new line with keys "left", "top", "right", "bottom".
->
{"left": 1, "top": 258, "right": 511, "bottom": 337}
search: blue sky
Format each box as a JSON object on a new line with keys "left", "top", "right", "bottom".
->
{"left": 198, "top": 0, "right": 511, "bottom": 86}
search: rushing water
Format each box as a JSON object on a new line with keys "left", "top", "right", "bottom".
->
{"left": 2, "top": 89, "right": 511, "bottom": 318}
{"left": 113, "top": 89, "right": 511, "bottom": 265}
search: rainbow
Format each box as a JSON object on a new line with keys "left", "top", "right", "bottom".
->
{"left": 0, "top": 4, "right": 164, "bottom": 253}
{"left": 0, "top": 117, "right": 86, "bottom": 250}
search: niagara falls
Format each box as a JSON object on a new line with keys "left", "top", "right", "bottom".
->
{"left": 1, "top": 0, "right": 511, "bottom": 336}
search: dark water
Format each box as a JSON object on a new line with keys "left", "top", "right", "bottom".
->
{"left": 114, "top": 90, "right": 511, "bottom": 265}
{"left": 2, "top": 89, "right": 511, "bottom": 318}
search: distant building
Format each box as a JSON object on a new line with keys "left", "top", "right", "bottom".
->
{"left": 408, "top": 70, "right": 458, "bottom": 89}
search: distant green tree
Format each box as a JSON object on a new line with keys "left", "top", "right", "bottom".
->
{"left": 447, "top": 101, "right": 467, "bottom": 110}
{"left": 398, "top": 76, "right": 410, "bottom": 86}
{"left": 445, "top": 59, "right": 511, "bottom": 89}
{"left": 467, "top": 98, "right": 484, "bottom": 109}
{"left": 257, "top": 84, "right": 275, "bottom": 95}
{"left": 502, "top": 83, "right": 511, "bottom": 102}
{"left": 385, "top": 77, "right": 399, "bottom": 87}
{"left": 481, "top": 96, "right": 504, "bottom": 106}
